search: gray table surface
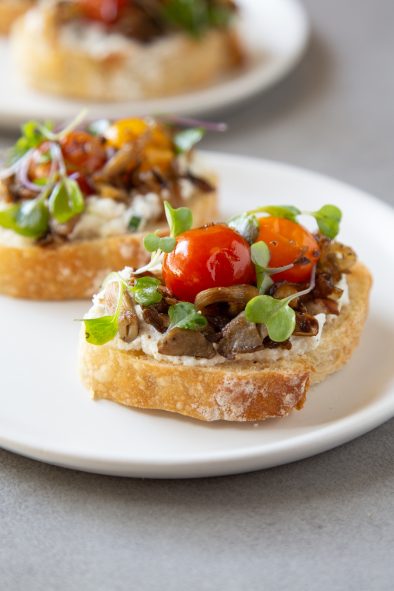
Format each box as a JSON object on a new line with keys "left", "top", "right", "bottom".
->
{"left": 1, "top": 1, "right": 394, "bottom": 589}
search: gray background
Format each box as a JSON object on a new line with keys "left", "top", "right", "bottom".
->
{"left": 1, "top": 0, "right": 394, "bottom": 589}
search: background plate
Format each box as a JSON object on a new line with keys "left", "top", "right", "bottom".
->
{"left": 0, "top": 153, "right": 393, "bottom": 478}
{"left": 0, "top": 0, "right": 309, "bottom": 128}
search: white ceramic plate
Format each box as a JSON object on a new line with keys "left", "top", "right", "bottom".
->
{"left": 0, "top": 0, "right": 309, "bottom": 129}
{"left": 1, "top": 153, "right": 393, "bottom": 478}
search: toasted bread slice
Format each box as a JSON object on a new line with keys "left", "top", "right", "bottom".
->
{"left": 0, "top": 1, "right": 33, "bottom": 35}
{"left": 0, "top": 190, "right": 217, "bottom": 300}
{"left": 11, "top": 5, "right": 244, "bottom": 101}
{"left": 79, "top": 262, "right": 372, "bottom": 422}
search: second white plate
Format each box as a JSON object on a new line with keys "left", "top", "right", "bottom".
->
{"left": 0, "top": 0, "right": 309, "bottom": 128}
{"left": 0, "top": 153, "right": 393, "bottom": 478}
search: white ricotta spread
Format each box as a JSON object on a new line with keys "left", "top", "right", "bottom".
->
{"left": 86, "top": 273, "right": 349, "bottom": 367}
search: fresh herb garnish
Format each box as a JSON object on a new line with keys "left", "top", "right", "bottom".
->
{"left": 128, "top": 215, "right": 142, "bottom": 232}
{"left": 143, "top": 233, "right": 176, "bottom": 253}
{"left": 162, "top": 0, "right": 232, "bottom": 38}
{"left": 84, "top": 276, "right": 125, "bottom": 345}
{"left": 48, "top": 177, "right": 84, "bottom": 224}
{"left": 245, "top": 267, "right": 316, "bottom": 342}
{"left": 311, "top": 205, "right": 342, "bottom": 239}
{"left": 246, "top": 204, "right": 343, "bottom": 239}
{"left": 228, "top": 213, "right": 259, "bottom": 244}
{"left": 9, "top": 120, "right": 54, "bottom": 164}
{"left": 164, "top": 201, "right": 193, "bottom": 237}
{"left": 131, "top": 276, "right": 162, "bottom": 306}
{"left": 0, "top": 197, "right": 49, "bottom": 238}
{"left": 247, "top": 205, "right": 301, "bottom": 222}
{"left": 168, "top": 302, "right": 208, "bottom": 330}
{"left": 250, "top": 240, "right": 296, "bottom": 294}
{"left": 173, "top": 128, "right": 205, "bottom": 154}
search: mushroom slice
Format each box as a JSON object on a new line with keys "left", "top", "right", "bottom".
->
{"left": 217, "top": 313, "right": 263, "bottom": 360}
{"left": 94, "top": 142, "right": 141, "bottom": 181}
{"left": 293, "top": 313, "right": 319, "bottom": 337}
{"left": 195, "top": 285, "right": 259, "bottom": 317}
{"left": 157, "top": 328, "right": 215, "bottom": 359}
{"left": 104, "top": 282, "right": 139, "bottom": 343}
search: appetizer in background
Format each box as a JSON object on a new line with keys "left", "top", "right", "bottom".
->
{"left": 11, "top": 0, "right": 245, "bottom": 100}
{"left": 0, "top": 0, "right": 34, "bottom": 35}
{"left": 0, "top": 115, "right": 217, "bottom": 299}
{"left": 80, "top": 201, "right": 371, "bottom": 422}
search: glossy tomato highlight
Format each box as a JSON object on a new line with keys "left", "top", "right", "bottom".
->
{"left": 257, "top": 216, "right": 320, "bottom": 283}
{"left": 162, "top": 224, "right": 255, "bottom": 302}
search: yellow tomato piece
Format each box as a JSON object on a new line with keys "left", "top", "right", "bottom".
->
{"left": 105, "top": 118, "right": 150, "bottom": 148}
{"left": 140, "top": 148, "right": 174, "bottom": 172}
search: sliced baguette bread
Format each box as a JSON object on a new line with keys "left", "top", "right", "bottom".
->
{"left": 0, "top": 189, "right": 217, "bottom": 300}
{"left": 79, "top": 262, "right": 372, "bottom": 422}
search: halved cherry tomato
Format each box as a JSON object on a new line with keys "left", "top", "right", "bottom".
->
{"left": 162, "top": 225, "right": 255, "bottom": 302}
{"left": 257, "top": 217, "right": 320, "bottom": 283}
{"left": 78, "top": 0, "right": 127, "bottom": 24}
{"left": 60, "top": 131, "right": 107, "bottom": 176}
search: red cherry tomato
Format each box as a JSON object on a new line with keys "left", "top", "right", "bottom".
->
{"left": 257, "top": 217, "right": 320, "bottom": 283}
{"left": 60, "top": 131, "right": 107, "bottom": 176}
{"left": 162, "top": 224, "right": 255, "bottom": 302}
{"left": 78, "top": 0, "right": 127, "bottom": 24}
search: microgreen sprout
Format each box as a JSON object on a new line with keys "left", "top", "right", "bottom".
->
{"left": 245, "top": 266, "right": 316, "bottom": 342}
{"left": 250, "top": 241, "right": 295, "bottom": 294}
{"left": 143, "top": 233, "right": 176, "bottom": 254}
{"left": 131, "top": 276, "right": 163, "bottom": 307}
{"left": 168, "top": 302, "right": 208, "bottom": 331}
{"left": 246, "top": 204, "right": 343, "bottom": 239}
{"left": 84, "top": 275, "right": 125, "bottom": 345}
{"left": 164, "top": 201, "right": 193, "bottom": 237}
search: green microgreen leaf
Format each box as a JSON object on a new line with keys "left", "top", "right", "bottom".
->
{"left": 173, "top": 127, "right": 205, "bottom": 154}
{"left": 143, "top": 233, "right": 176, "bottom": 254}
{"left": 131, "top": 276, "right": 162, "bottom": 307}
{"left": 0, "top": 197, "right": 49, "bottom": 238}
{"left": 128, "top": 215, "right": 141, "bottom": 231}
{"left": 247, "top": 205, "right": 301, "bottom": 221}
{"left": 164, "top": 201, "right": 193, "bottom": 237}
{"left": 245, "top": 266, "right": 317, "bottom": 342}
{"left": 84, "top": 277, "right": 124, "bottom": 345}
{"left": 9, "top": 120, "right": 54, "bottom": 163}
{"left": 245, "top": 295, "right": 296, "bottom": 342}
{"left": 228, "top": 213, "right": 259, "bottom": 244}
{"left": 168, "top": 302, "right": 208, "bottom": 331}
{"left": 162, "top": 0, "right": 233, "bottom": 37}
{"left": 311, "top": 204, "right": 342, "bottom": 239}
{"left": 84, "top": 315, "right": 120, "bottom": 346}
{"left": 251, "top": 240, "right": 271, "bottom": 293}
{"left": 143, "top": 233, "right": 161, "bottom": 253}
{"left": 48, "top": 177, "right": 84, "bottom": 224}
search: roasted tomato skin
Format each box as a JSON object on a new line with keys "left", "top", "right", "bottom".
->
{"left": 78, "top": 0, "right": 127, "bottom": 24}
{"left": 60, "top": 131, "right": 107, "bottom": 176}
{"left": 162, "top": 225, "right": 255, "bottom": 302}
{"left": 257, "top": 217, "right": 320, "bottom": 283}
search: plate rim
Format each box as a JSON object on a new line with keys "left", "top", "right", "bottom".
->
{"left": 0, "top": 152, "right": 393, "bottom": 478}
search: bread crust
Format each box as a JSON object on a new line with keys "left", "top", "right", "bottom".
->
{"left": 79, "top": 262, "right": 372, "bottom": 422}
{"left": 0, "top": 190, "right": 218, "bottom": 300}
{"left": 0, "top": 1, "right": 33, "bottom": 35}
{"left": 11, "top": 5, "right": 244, "bottom": 100}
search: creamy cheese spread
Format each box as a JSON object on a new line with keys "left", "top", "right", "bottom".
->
{"left": 86, "top": 272, "right": 349, "bottom": 367}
